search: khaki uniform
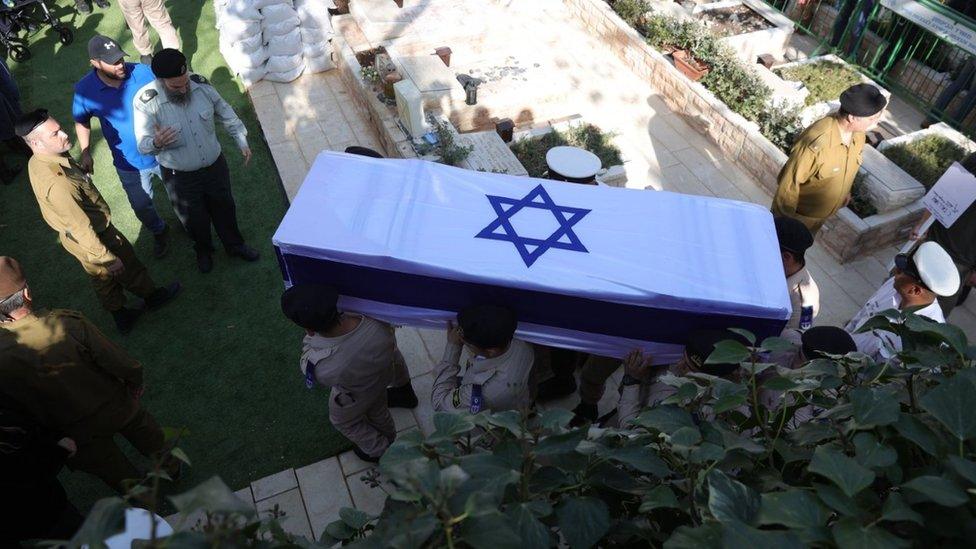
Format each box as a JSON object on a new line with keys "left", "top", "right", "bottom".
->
{"left": 431, "top": 339, "right": 543, "bottom": 413}
{"left": 27, "top": 153, "right": 156, "bottom": 311}
{"left": 118, "top": 0, "right": 180, "bottom": 56}
{"left": 0, "top": 309, "right": 165, "bottom": 492}
{"left": 301, "top": 316, "right": 410, "bottom": 458}
{"left": 771, "top": 116, "right": 865, "bottom": 234}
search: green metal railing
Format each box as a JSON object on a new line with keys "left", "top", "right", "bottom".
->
{"left": 764, "top": 0, "right": 976, "bottom": 135}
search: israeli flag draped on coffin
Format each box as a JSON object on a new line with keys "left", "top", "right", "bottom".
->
{"left": 273, "top": 152, "right": 791, "bottom": 362}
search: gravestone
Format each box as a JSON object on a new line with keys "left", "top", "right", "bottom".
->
{"left": 394, "top": 79, "right": 428, "bottom": 138}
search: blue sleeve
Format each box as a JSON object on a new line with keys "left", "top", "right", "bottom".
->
{"left": 71, "top": 87, "right": 91, "bottom": 125}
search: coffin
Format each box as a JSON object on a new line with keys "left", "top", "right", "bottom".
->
{"left": 273, "top": 152, "right": 791, "bottom": 361}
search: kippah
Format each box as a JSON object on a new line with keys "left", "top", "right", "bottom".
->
{"left": 839, "top": 84, "right": 887, "bottom": 117}
{"left": 801, "top": 326, "right": 856, "bottom": 360}
{"left": 151, "top": 48, "right": 188, "bottom": 79}
{"left": 774, "top": 216, "right": 814, "bottom": 256}
{"left": 281, "top": 284, "right": 340, "bottom": 332}
{"left": 14, "top": 109, "right": 49, "bottom": 137}
{"left": 457, "top": 305, "right": 517, "bottom": 349}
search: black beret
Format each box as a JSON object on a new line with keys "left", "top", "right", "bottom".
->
{"left": 14, "top": 108, "right": 48, "bottom": 137}
{"left": 839, "top": 84, "right": 887, "bottom": 117}
{"left": 458, "top": 305, "right": 517, "bottom": 349}
{"left": 774, "top": 216, "right": 814, "bottom": 257}
{"left": 151, "top": 48, "right": 187, "bottom": 78}
{"left": 281, "top": 284, "right": 340, "bottom": 332}
{"left": 685, "top": 329, "right": 750, "bottom": 377}
{"left": 801, "top": 326, "right": 856, "bottom": 359}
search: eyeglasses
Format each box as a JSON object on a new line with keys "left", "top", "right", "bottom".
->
{"left": 894, "top": 252, "right": 930, "bottom": 291}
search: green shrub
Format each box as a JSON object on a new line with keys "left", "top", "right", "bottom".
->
{"left": 609, "top": 0, "right": 651, "bottom": 31}
{"left": 775, "top": 60, "right": 866, "bottom": 106}
{"left": 433, "top": 120, "right": 474, "bottom": 167}
{"left": 848, "top": 171, "right": 878, "bottom": 218}
{"left": 882, "top": 135, "right": 967, "bottom": 189}
{"left": 510, "top": 123, "right": 624, "bottom": 178}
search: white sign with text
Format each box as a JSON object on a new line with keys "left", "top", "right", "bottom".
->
{"left": 922, "top": 161, "right": 976, "bottom": 228}
{"left": 881, "top": 0, "right": 976, "bottom": 56}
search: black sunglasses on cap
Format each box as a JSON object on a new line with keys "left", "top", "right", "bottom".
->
{"left": 894, "top": 252, "right": 930, "bottom": 291}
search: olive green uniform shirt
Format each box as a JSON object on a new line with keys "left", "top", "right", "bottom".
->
{"left": 0, "top": 309, "right": 142, "bottom": 435}
{"left": 771, "top": 116, "right": 865, "bottom": 234}
{"left": 27, "top": 153, "right": 117, "bottom": 267}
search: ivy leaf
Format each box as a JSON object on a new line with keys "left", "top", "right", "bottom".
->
{"left": 669, "top": 426, "right": 703, "bottom": 447}
{"left": 727, "top": 328, "right": 756, "bottom": 345}
{"left": 831, "top": 516, "right": 910, "bottom": 548}
{"left": 664, "top": 523, "right": 722, "bottom": 549}
{"left": 690, "top": 442, "right": 726, "bottom": 463}
{"left": 762, "top": 376, "right": 797, "bottom": 391}
{"left": 534, "top": 429, "right": 587, "bottom": 456}
{"left": 904, "top": 314, "right": 968, "bottom": 356}
{"left": 879, "top": 493, "right": 923, "bottom": 525}
{"left": 713, "top": 393, "right": 749, "bottom": 413}
{"left": 339, "top": 507, "right": 372, "bottom": 529}
{"left": 438, "top": 464, "right": 470, "bottom": 491}
{"left": 808, "top": 447, "right": 875, "bottom": 498}
{"left": 432, "top": 412, "right": 476, "bottom": 439}
{"left": 893, "top": 413, "right": 943, "bottom": 457}
{"left": 536, "top": 408, "right": 574, "bottom": 431}
{"left": 458, "top": 512, "right": 523, "bottom": 549}
{"left": 902, "top": 476, "right": 969, "bottom": 507}
{"left": 850, "top": 387, "right": 901, "bottom": 428}
{"left": 169, "top": 476, "right": 255, "bottom": 516}
{"left": 759, "top": 336, "right": 798, "bottom": 353}
{"left": 68, "top": 497, "right": 127, "bottom": 548}
{"left": 722, "top": 520, "right": 804, "bottom": 549}
{"left": 706, "top": 339, "right": 752, "bottom": 365}
{"left": 604, "top": 444, "right": 671, "bottom": 476}
{"left": 323, "top": 519, "right": 356, "bottom": 542}
{"left": 758, "top": 490, "right": 829, "bottom": 529}
{"left": 639, "top": 485, "right": 680, "bottom": 512}
{"left": 556, "top": 496, "right": 610, "bottom": 549}
{"left": 634, "top": 405, "right": 696, "bottom": 434}
{"left": 947, "top": 455, "right": 976, "bottom": 485}
{"left": 920, "top": 376, "right": 976, "bottom": 442}
{"left": 853, "top": 432, "right": 897, "bottom": 469}
{"left": 813, "top": 483, "right": 862, "bottom": 517}
{"left": 505, "top": 504, "right": 550, "bottom": 549}
{"left": 486, "top": 411, "right": 524, "bottom": 436}
{"left": 707, "top": 469, "right": 760, "bottom": 524}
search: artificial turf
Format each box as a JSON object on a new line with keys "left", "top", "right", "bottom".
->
{"left": 0, "top": 0, "right": 349, "bottom": 511}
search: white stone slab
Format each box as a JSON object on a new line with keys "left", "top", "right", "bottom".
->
{"left": 399, "top": 55, "right": 458, "bottom": 94}
{"left": 345, "top": 468, "right": 390, "bottom": 516}
{"left": 339, "top": 450, "right": 375, "bottom": 477}
{"left": 251, "top": 469, "right": 298, "bottom": 502}
{"left": 256, "top": 488, "right": 313, "bottom": 540}
{"left": 458, "top": 131, "right": 529, "bottom": 176}
{"left": 296, "top": 457, "right": 352, "bottom": 539}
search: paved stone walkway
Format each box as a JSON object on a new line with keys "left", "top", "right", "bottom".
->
{"left": 165, "top": 0, "right": 976, "bottom": 538}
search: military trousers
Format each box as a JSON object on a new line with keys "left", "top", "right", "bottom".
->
{"left": 61, "top": 223, "right": 156, "bottom": 312}
{"left": 329, "top": 354, "right": 410, "bottom": 458}
{"left": 117, "top": 0, "right": 180, "bottom": 56}
{"left": 67, "top": 399, "right": 165, "bottom": 493}
{"left": 579, "top": 354, "right": 622, "bottom": 406}
{"left": 160, "top": 155, "right": 246, "bottom": 254}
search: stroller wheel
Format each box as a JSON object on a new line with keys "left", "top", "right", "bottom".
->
{"left": 10, "top": 45, "right": 30, "bottom": 62}
{"left": 58, "top": 28, "right": 74, "bottom": 45}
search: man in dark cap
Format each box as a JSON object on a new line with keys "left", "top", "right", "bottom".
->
{"left": 20, "top": 109, "right": 180, "bottom": 333}
{"left": 74, "top": 35, "right": 171, "bottom": 258}
{"left": 772, "top": 83, "right": 887, "bottom": 234}
{"left": 0, "top": 256, "right": 178, "bottom": 493}
{"left": 432, "top": 304, "right": 551, "bottom": 414}
{"left": 774, "top": 216, "right": 820, "bottom": 331}
{"left": 133, "top": 48, "right": 259, "bottom": 273}
{"left": 281, "top": 284, "right": 417, "bottom": 463}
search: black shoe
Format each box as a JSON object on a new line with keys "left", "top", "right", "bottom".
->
{"left": 140, "top": 54, "right": 153, "bottom": 65}
{"left": 352, "top": 446, "right": 380, "bottom": 463}
{"left": 94, "top": 0, "right": 109, "bottom": 8}
{"left": 570, "top": 402, "right": 598, "bottom": 427}
{"left": 387, "top": 383, "right": 419, "bottom": 409}
{"left": 153, "top": 226, "right": 169, "bottom": 259}
{"left": 145, "top": 282, "right": 181, "bottom": 310}
{"left": 196, "top": 251, "right": 213, "bottom": 273}
{"left": 112, "top": 308, "right": 144, "bottom": 334}
{"left": 74, "top": 0, "right": 91, "bottom": 14}
{"left": 535, "top": 374, "right": 578, "bottom": 402}
{"left": 227, "top": 244, "right": 260, "bottom": 262}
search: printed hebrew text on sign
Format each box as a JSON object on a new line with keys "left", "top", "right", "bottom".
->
{"left": 880, "top": 0, "right": 976, "bottom": 56}
{"left": 922, "top": 162, "right": 976, "bottom": 228}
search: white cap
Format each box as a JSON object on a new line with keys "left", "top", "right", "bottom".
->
{"left": 914, "top": 241, "right": 960, "bottom": 297}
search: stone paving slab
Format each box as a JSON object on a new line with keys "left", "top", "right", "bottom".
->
{"left": 296, "top": 457, "right": 351, "bottom": 539}
{"left": 256, "top": 488, "right": 313, "bottom": 539}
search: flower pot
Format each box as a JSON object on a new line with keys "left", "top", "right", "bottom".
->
{"left": 672, "top": 49, "right": 709, "bottom": 81}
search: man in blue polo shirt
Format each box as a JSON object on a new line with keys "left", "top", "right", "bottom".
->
{"left": 73, "top": 35, "right": 169, "bottom": 258}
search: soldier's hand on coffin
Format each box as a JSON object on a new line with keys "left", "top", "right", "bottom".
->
{"left": 446, "top": 320, "right": 464, "bottom": 346}
{"left": 623, "top": 349, "right": 653, "bottom": 381}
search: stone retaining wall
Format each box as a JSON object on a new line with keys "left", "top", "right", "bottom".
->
{"left": 564, "top": 0, "right": 924, "bottom": 262}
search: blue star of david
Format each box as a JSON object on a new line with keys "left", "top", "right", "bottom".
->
{"left": 475, "top": 184, "right": 591, "bottom": 267}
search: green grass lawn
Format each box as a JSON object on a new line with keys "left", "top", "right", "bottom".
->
{"left": 0, "top": 1, "right": 348, "bottom": 512}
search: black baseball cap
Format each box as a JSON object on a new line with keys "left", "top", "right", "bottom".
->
{"left": 88, "top": 35, "right": 127, "bottom": 64}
